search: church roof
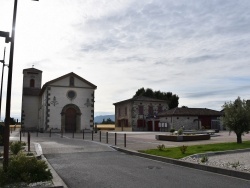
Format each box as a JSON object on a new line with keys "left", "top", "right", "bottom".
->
{"left": 23, "top": 68, "right": 42, "bottom": 73}
{"left": 157, "top": 107, "right": 223, "bottom": 117}
{"left": 40, "top": 72, "right": 97, "bottom": 95}
{"left": 113, "top": 96, "right": 167, "bottom": 105}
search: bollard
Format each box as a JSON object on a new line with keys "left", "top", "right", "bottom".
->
{"left": 83, "top": 130, "right": 84, "bottom": 140}
{"left": 92, "top": 131, "right": 94, "bottom": 141}
{"left": 106, "top": 132, "right": 108, "bottom": 144}
{"left": 28, "top": 132, "right": 30, "bottom": 152}
{"left": 49, "top": 129, "right": 51, "bottom": 137}
{"left": 124, "top": 134, "right": 126, "bottom": 147}
{"left": 20, "top": 130, "right": 22, "bottom": 142}
{"left": 115, "top": 133, "right": 117, "bottom": 145}
{"left": 99, "top": 131, "right": 101, "bottom": 142}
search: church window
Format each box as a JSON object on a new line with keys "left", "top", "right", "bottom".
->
{"left": 70, "top": 76, "right": 74, "bottom": 86}
{"left": 67, "top": 90, "right": 76, "bottom": 100}
{"left": 30, "top": 79, "right": 35, "bottom": 87}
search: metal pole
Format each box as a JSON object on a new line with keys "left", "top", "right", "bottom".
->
{"left": 19, "top": 130, "right": 21, "bottom": 142}
{"left": 0, "top": 47, "right": 6, "bottom": 121}
{"left": 92, "top": 130, "right": 93, "bottom": 140}
{"left": 106, "top": 132, "right": 108, "bottom": 144}
{"left": 115, "top": 133, "right": 117, "bottom": 145}
{"left": 124, "top": 134, "right": 126, "bottom": 147}
{"left": 28, "top": 132, "right": 30, "bottom": 152}
{"left": 82, "top": 130, "right": 84, "bottom": 140}
{"left": 99, "top": 131, "right": 101, "bottom": 142}
{"left": 4, "top": 0, "right": 18, "bottom": 169}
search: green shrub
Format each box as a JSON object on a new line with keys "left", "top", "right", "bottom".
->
{"left": 170, "top": 128, "right": 175, "bottom": 135}
{"left": 179, "top": 145, "right": 188, "bottom": 154}
{"left": 26, "top": 152, "right": 34, "bottom": 156}
{"left": 0, "top": 152, "right": 52, "bottom": 186}
{"left": 200, "top": 155, "right": 208, "bottom": 163}
{"left": 10, "top": 141, "right": 24, "bottom": 155}
{"left": 228, "top": 161, "right": 240, "bottom": 169}
{"left": 157, "top": 144, "right": 165, "bottom": 151}
{"left": 177, "top": 128, "right": 183, "bottom": 135}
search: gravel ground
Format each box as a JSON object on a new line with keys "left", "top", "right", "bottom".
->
{"left": 180, "top": 151, "right": 250, "bottom": 173}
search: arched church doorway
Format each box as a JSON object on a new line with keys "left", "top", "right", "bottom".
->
{"left": 61, "top": 104, "right": 82, "bottom": 132}
{"left": 65, "top": 108, "right": 76, "bottom": 132}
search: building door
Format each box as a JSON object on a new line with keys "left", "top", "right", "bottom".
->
{"left": 199, "top": 116, "right": 211, "bottom": 129}
{"left": 65, "top": 108, "right": 76, "bottom": 132}
{"left": 154, "top": 121, "right": 160, "bottom": 131}
{"left": 148, "top": 121, "right": 153, "bottom": 131}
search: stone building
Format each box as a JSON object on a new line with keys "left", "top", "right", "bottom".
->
{"left": 157, "top": 107, "right": 223, "bottom": 131}
{"left": 113, "top": 96, "right": 169, "bottom": 131}
{"left": 21, "top": 68, "right": 97, "bottom": 132}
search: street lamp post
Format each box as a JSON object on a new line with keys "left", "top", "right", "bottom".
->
{"left": 0, "top": 47, "right": 8, "bottom": 121}
{"left": 3, "top": 0, "right": 39, "bottom": 169}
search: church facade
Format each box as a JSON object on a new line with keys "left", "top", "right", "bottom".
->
{"left": 21, "top": 68, "right": 97, "bottom": 132}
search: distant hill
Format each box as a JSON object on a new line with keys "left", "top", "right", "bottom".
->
{"left": 94, "top": 115, "right": 115, "bottom": 123}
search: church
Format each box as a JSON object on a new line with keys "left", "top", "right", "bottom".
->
{"left": 21, "top": 68, "right": 97, "bottom": 132}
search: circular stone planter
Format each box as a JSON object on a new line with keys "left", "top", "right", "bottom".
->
{"left": 155, "top": 134, "right": 210, "bottom": 142}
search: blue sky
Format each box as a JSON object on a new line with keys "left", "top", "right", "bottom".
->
{"left": 0, "top": 0, "right": 250, "bottom": 119}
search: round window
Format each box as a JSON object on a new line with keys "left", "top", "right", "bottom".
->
{"left": 67, "top": 90, "right": 76, "bottom": 100}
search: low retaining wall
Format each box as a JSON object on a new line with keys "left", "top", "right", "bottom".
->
{"left": 155, "top": 134, "right": 210, "bottom": 141}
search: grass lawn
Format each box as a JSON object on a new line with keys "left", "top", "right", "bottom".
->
{"left": 139, "top": 141, "right": 250, "bottom": 159}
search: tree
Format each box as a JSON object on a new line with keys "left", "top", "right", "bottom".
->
{"left": 101, "top": 118, "right": 114, "bottom": 124}
{"left": 223, "top": 97, "right": 250, "bottom": 143}
{"left": 133, "top": 88, "right": 179, "bottom": 109}
{"left": 4, "top": 117, "right": 16, "bottom": 125}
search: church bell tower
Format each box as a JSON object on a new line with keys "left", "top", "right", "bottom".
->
{"left": 21, "top": 67, "right": 42, "bottom": 131}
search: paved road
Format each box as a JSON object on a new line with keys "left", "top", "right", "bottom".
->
{"left": 27, "top": 133, "right": 250, "bottom": 188}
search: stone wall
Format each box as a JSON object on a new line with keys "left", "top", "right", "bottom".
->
{"left": 159, "top": 116, "right": 199, "bottom": 131}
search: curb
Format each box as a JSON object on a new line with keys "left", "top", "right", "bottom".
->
{"left": 34, "top": 143, "right": 68, "bottom": 188}
{"left": 111, "top": 146, "right": 250, "bottom": 181}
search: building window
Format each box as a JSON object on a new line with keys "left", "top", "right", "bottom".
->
{"left": 139, "top": 105, "right": 143, "bottom": 115}
{"left": 67, "top": 90, "right": 76, "bottom": 100}
{"left": 30, "top": 79, "right": 35, "bottom": 87}
{"left": 118, "top": 108, "right": 121, "bottom": 116}
{"left": 70, "top": 76, "right": 74, "bottom": 86}
{"left": 158, "top": 105, "right": 162, "bottom": 113}
{"left": 125, "top": 107, "right": 127, "bottom": 116}
{"left": 148, "top": 106, "right": 153, "bottom": 115}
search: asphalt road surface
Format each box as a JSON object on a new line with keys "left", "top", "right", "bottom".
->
{"left": 28, "top": 133, "right": 250, "bottom": 188}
